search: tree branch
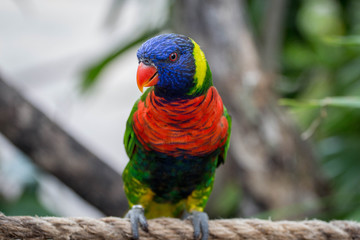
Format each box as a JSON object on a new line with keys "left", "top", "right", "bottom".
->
{"left": 261, "top": 0, "right": 288, "bottom": 72}
{"left": 0, "top": 76, "right": 128, "bottom": 216}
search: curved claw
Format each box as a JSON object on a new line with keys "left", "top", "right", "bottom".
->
{"left": 125, "top": 205, "right": 148, "bottom": 239}
{"left": 188, "top": 211, "right": 209, "bottom": 240}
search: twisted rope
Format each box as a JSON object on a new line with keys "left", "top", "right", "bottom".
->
{"left": 0, "top": 213, "right": 359, "bottom": 240}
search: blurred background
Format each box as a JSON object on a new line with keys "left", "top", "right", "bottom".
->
{"left": 0, "top": 0, "right": 360, "bottom": 221}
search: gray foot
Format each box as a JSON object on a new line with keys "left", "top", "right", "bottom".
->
{"left": 125, "top": 205, "right": 148, "bottom": 239}
{"left": 188, "top": 211, "right": 209, "bottom": 240}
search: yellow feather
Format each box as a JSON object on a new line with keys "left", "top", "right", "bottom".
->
{"left": 186, "top": 185, "right": 213, "bottom": 212}
{"left": 190, "top": 39, "right": 207, "bottom": 94}
{"left": 145, "top": 200, "right": 185, "bottom": 219}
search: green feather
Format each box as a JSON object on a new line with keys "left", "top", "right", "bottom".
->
{"left": 217, "top": 106, "right": 232, "bottom": 166}
{"left": 124, "top": 87, "right": 153, "bottom": 159}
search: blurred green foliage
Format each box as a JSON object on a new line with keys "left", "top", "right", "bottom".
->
{"left": 0, "top": 183, "right": 54, "bottom": 216}
{"left": 280, "top": 96, "right": 360, "bottom": 109}
{"left": 0, "top": 152, "right": 54, "bottom": 216}
{"left": 273, "top": 0, "right": 360, "bottom": 221}
{"left": 82, "top": 28, "right": 164, "bottom": 91}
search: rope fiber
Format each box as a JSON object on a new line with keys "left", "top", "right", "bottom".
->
{"left": 0, "top": 213, "right": 359, "bottom": 239}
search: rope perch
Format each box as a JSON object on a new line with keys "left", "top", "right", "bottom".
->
{"left": 1, "top": 213, "right": 360, "bottom": 239}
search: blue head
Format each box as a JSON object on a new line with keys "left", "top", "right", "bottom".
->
{"left": 136, "top": 33, "right": 212, "bottom": 99}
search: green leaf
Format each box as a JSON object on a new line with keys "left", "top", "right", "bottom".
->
{"left": 81, "top": 28, "right": 164, "bottom": 92}
{"left": 320, "top": 97, "right": 360, "bottom": 108}
{"left": 278, "top": 98, "right": 321, "bottom": 108}
{"left": 324, "top": 36, "right": 360, "bottom": 46}
{"left": 279, "top": 97, "right": 360, "bottom": 109}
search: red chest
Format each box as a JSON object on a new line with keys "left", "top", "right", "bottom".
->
{"left": 133, "top": 87, "right": 229, "bottom": 157}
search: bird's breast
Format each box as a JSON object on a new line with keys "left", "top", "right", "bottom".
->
{"left": 133, "top": 86, "right": 228, "bottom": 157}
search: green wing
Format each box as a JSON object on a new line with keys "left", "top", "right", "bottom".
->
{"left": 123, "top": 88, "right": 156, "bottom": 210}
{"left": 217, "top": 106, "right": 232, "bottom": 167}
{"left": 124, "top": 88, "right": 153, "bottom": 160}
{"left": 124, "top": 99, "right": 139, "bottom": 160}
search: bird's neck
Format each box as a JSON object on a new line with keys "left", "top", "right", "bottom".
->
{"left": 153, "top": 86, "right": 205, "bottom": 101}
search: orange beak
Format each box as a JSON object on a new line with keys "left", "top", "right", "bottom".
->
{"left": 136, "top": 62, "right": 159, "bottom": 92}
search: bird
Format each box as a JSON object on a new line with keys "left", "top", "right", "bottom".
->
{"left": 123, "top": 33, "right": 231, "bottom": 240}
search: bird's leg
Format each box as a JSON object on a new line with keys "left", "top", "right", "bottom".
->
{"left": 187, "top": 211, "right": 209, "bottom": 240}
{"left": 125, "top": 205, "right": 148, "bottom": 239}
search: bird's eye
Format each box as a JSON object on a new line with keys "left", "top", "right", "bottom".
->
{"left": 169, "top": 52, "right": 178, "bottom": 62}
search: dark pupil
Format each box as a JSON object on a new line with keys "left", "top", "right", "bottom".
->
{"left": 170, "top": 53, "right": 176, "bottom": 60}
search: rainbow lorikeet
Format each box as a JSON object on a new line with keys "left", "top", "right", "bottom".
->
{"left": 123, "top": 33, "right": 231, "bottom": 240}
